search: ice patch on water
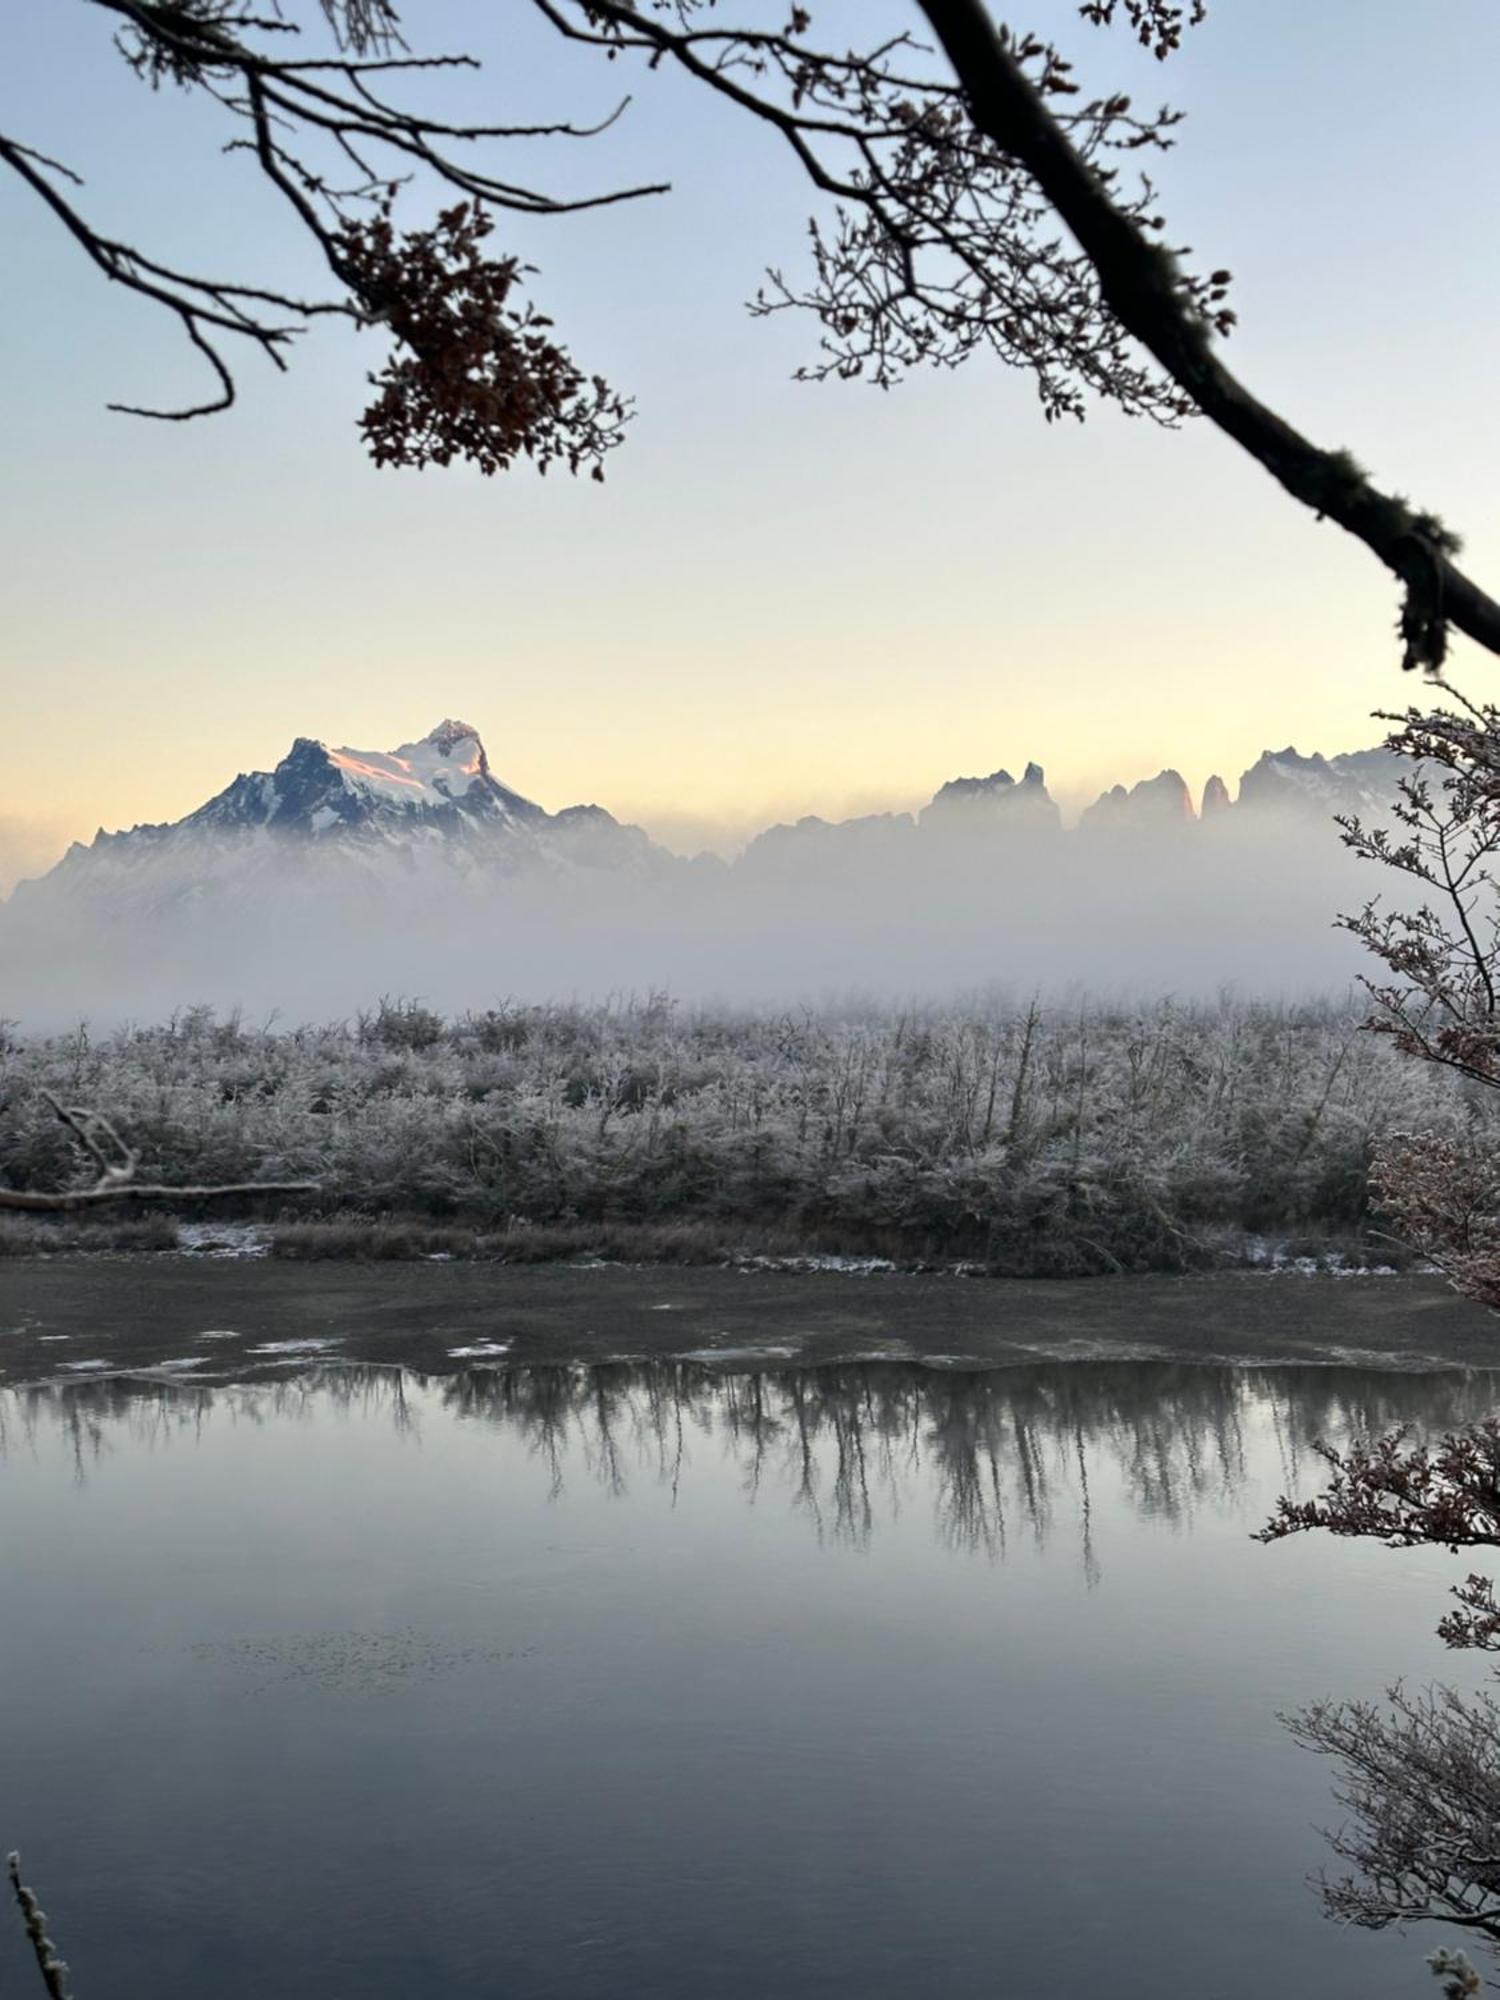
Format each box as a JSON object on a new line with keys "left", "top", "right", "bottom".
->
{"left": 196, "top": 1330, "right": 241, "bottom": 1342}
{"left": 178, "top": 1223, "right": 271, "bottom": 1259}
{"left": 680, "top": 1344, "right": 802, "bottom": 1364}
{"left": 1291, "top": 1344, "right": 1458, "bottom": 1372}
{"left": 59, "top": 1359, "right": 111, "bottom": 1372}
{"left": 447, "top": 1342, "right": 510, "bottom": 1360}
{"left": 247, "top": 1338, "right": 342, "bottom": 1356}
{"left": 1012, "top": 1338, "right": 1176, "bottom": 1365}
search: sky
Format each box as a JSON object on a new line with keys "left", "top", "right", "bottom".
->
{"left": 4, "top": 0, "right": 1500, "bottom": 881}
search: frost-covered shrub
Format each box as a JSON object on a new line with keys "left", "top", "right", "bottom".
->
{"left": 0, "top": 994, "right": 1483, "bottom": 1269}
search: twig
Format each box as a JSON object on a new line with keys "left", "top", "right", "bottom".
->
{"left": 8, "top": 1852, "right": 74, "bottom": 2000}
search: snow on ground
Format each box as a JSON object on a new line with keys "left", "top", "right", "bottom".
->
{"left": 1241, "top": 1235, "right": 1401, "bottom": 1277}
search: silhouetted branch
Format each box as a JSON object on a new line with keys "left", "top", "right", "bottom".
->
{"left": 533, "top": 0, "right": 1212, "bottom": 425}
{"left": 1259, "top": 1420, "right": 1500, "bottom": 1560}
{"left": 4, "top": 0, "right": 662, "bottom": 467}
{"left": 911, "top": 0, "right": 1500, "bottom": 671}
{"left": 19, "top": 2, "right": 1500, "bottom": 657}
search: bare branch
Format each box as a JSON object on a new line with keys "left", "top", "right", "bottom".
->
{"left": 912, "top": 0, "right": 1499, "bottom": 669}
{"left": 1283, "top": 1685, "right": 1500, "bottom": 1956}
{"left": 0, "top": 1091, "right": 316, "bottom": 1213}
{"left": 1, "top": 1, "right": 660, "bottom": 472}
{"left": 535, "top": 0, "right": 1208, "bottom": 424}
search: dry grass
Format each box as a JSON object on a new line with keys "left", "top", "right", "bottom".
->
{"left": 0, "top": 1213, "right": 179, "bottom": 1258}
{"left": 270, "top": 1216, "right": 814, "bottom": 1267}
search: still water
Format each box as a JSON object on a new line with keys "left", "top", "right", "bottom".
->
{"left": 0, "top": 1359, "right": 1495, "bottom": 1999}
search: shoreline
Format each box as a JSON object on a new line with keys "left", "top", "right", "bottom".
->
{"left": 0, "top": 1259, "right": 1496, "bottom": 1385}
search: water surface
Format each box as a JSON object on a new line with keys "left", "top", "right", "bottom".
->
{"left": 1, "top": 1360, "right": 1495, "bottom": 1998}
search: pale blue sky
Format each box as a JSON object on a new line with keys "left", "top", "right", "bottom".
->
{"left": 4, "top": 0, "right": 1499, "bottom": 874}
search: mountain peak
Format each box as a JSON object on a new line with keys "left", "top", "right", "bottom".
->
{"left": 422, "top": 718, "right": 489, "bottom": 771}
{"left": 920, "top": 761, "right": 1060, "bottom": 831}
{"left": 1079, "top": 768, "right": 1195, "bottom": 833}
{"left": 325, "top": 720, "right": 496, "bottom": 808}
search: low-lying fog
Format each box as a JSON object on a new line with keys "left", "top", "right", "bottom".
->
{"left": 0, "top": 811, "right": 1385, "bottom": 1026}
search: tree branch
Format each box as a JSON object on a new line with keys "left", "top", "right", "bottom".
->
{"left": 913, "top": 0, "right": 1500, "bottom": 670}
{"left": 2, "top": 2, "right": 664, "bottom": 468}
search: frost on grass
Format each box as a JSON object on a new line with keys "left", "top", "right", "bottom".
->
{"left": 0, "top": 995, "right": 1484, "bottom": 1276}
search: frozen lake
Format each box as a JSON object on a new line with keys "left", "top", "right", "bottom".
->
{"left": 1, "top": 1357, "right": 1495, "bottom": 1998}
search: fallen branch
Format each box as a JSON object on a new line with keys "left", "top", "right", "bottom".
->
{"left": 0, "top": 1092, "right": 317, "bottom": 1214}
{"left": 0, "top": 1181, "right": 319, "bottom": 1213}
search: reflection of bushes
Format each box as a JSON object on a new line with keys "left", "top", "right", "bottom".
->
{"left": 0, "top": 997, "right": 1481, "bottom": 1273}
{"left": 13, "top": 1361, "right": 1498, "bottom": 1562}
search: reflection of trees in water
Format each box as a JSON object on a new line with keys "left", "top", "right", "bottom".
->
{"left": 8, "top": 1362, "right": 1500, "bottom": 1563}
{"left": 0, "top": 1365, "right": 420, "bottom": 1480}
{"left": 446, "top": 1361, "right": 1500, "bottom": 1558}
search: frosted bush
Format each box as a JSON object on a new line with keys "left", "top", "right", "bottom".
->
{"left": 0, "top": 995, "right": 1481, "bottom": 1271}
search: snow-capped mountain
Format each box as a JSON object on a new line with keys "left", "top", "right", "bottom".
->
{"left": 9, "top": 718, "right": 1409, "bottom": 920}
{"left": 188, "top": 718, "right": 545, "bottom": 840}
{"left": 1233, "top": 745, "right": 1402, "bottom": 820}
{"left": 0, "top": 717, "right": 1416, "bottom": 1022}
{"left": 25, "top": 719, "right": 674, "bottom": 910}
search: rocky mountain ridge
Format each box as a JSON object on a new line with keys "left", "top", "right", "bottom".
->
{"left": 12, "top": 722, "right": 1404, "bottom": 910}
